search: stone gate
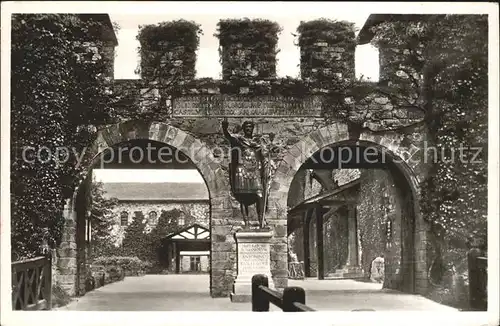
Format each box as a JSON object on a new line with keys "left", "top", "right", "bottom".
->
{"left": 55, "top": 14, "right": 434, "bottom": 298}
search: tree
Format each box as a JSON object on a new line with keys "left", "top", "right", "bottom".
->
{"left": 121, "top": 211, "right": 150, "bottom": 261}
{"left": 147, "top": 209, "right": 183, "bottom": 269}
{"left": 89, "top": 180, "right": 118, "bottom": 258}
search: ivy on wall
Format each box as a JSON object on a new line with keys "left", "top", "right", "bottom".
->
{"left": 133, "top": 20, "right": 202, "bottom": 120}
{"left": 215, "top": 19, "right": 282, "bottom": 80}
{"left": 297, "top": 19, "right": 356, "bottom": 82}
{"left": 110, "top": 208, "right": 197, "bottom": 271}
{"left": 11, "top": 14, "right": 117, "bottom": 260}
{"left": 137, "top": 19, "right": 202, "bottom": 81}
{"left": 323, "top": 209, "right": 348, "bottom": 273}
{"left": 89, "top": 181, "right": 118, "bottom": 259}
{"left": 368, "top": 15, "right": 488, "bottom": 297}
{"left": 130, "top": 17, "right": 365, "bottom": 119}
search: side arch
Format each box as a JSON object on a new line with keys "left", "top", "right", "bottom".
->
{"left": 268, "top": 123, "right": 429, "bottom": 294}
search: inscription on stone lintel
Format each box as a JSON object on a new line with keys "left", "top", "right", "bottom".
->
{"left": 238, "top": 243, "right": 270, "bottom": 274}
{"left": 172, "top": 95, "right": 323, "bottom": 117}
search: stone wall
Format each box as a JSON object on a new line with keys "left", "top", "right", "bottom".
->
{"left": 56, "top": 199, "right": 78, "bottom": 296}
{"left": 109, "top": 201, "right": 209, "bottom": 246}
{"left": 50, "top": 14, "right": 456, "bottom": 300}
{"left": 216, "top": 19, "right": 280, "bottom": 80}
{"left": 356, "top": 169, "right": 403, "bottom": 289}
{"left": 323, "top": 207, "right": 349, "bottom": 275}
{"left": 298, "top": 20, "right": 356, "bottom": 82}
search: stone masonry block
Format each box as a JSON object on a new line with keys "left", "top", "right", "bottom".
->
{"left": 153, "top": 123, "right": 170, "bottom": 142}
{"left": 272, "top": 269, "right": 288, "bottom": 278}
{"left": 271, "top": 243, "right": 287, "bottom": 252}
{"left": 58, "top": 283, "right": 76, "bottom": 297}
{"left": 168, "top": 130, "right": 187, "bottom": 149}
{"left": 59, "top": 242, "right": 77, "bottom": 250}
{"left": 212, "top": 260, "right": 235, "bottom": 271}
{"left": 212, "top": 242, "right": 235, "bottom": 252}
{"left": 309, "top": 130, "right": 327, "bottom": 149}
{"left": 271, "top": 259, "right": 288, "bottom": 271}
{"left": 211, "top": 208, "right": 234, "bottom": 220}
{"left": 211, "top": 270, "right": 226, "bottom": 277}
{"left": 273, "top": 277, "right": 288, "bottom": 289}
{"left": 273, "top": 225, "right": 287, "bottom": 237}
{"left": 212, "top": 225, "right": 233, "bottom": 236}
{"left": 57, "top": 274, "right": 77, "bottom": 284}
{"left": 58, "top": 248, "right": 77, "bottom": 259}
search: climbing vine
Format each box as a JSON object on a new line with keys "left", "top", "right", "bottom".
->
{"left": 420, "top": 15, "right": 488, "bottom": 248}
{"left": 297, "top": 19, "right": 356, "bottom": 82}
{"left": 11, "top": 14, "right": 117, "bottom": 259}
{"left": 132, "top": 20, "right": 202, "bottom": 120}
{"left": 89, "top": 181, "right": 118, "bottom": 259}
{"left": 119, "top": 208, "right": 196, "bottom": 271}
{"left": 136, "top": 19, "right": 201, "bottom": 81}
{"left": 215, "top": 19, "right": 282, "bottom": 81}
{"left": 368, "top": 15, "right": 488, "bottom": 292}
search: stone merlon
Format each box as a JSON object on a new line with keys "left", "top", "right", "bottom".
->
{"left": 357, "top": 14, "right": 431, "bottom": 45}
{"left": 78, "top": 14, "right": 118, "bottom": 46}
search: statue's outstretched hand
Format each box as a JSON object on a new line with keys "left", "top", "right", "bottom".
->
{"left": 221, "top": 119, "right": 229, "bottom": 131}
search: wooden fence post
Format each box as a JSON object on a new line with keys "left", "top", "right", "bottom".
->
{"left": 468, "top": 245, "right": 487, "bottom": 311}
{"left": 282, "top": 286, "right": 306, "bottom": 312}
{"left": 252, "top": 274, "right": 269, "bottom": 312}
{"left": 45, "top": 254, "right": 53, "bottom": 310}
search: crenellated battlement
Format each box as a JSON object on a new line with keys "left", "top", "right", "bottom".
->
{"left": 134, "top": 18, "right": 357, "bottom": 86}
{"left": 112, "top": 16, "right": 427, "bottom": 129}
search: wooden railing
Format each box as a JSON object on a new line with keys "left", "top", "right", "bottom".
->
{"left": 11, "top": 255, "right": 52, "bottom": 310}
{"left": 251, "top": 274, "right": 315, "bottom": 312}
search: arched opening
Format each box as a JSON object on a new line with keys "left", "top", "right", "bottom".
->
{"left": 58, "top": 122, "right": 227, "bottom": 301}
{"left": 285, "top": 140, "right": 419, "bottom": 294}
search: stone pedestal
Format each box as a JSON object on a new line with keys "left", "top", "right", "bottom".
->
{"left": 230, "top": 229, "right": 274, "bottom": 303}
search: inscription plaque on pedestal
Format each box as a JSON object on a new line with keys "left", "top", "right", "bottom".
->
{"left": 230, "top": 230, "right": 274, "bottom": 303}
{"left": 238, "top": 243, "right": 271, "bottom": 276}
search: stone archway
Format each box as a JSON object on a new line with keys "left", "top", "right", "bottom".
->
{"left": 268, "top": 123, "right": 429, "bottom": 295}
{"left": 56, "top": 121, "right": 229, "bottom": 297}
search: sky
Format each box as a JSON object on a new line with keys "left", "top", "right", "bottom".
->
{"left": 110, "top": 12, "right": 379, "bottom": 80}
{"left": 100, "top": 7, "right": 379, "bottom": 184}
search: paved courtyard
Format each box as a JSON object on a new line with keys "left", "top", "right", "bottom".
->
{"left": 57, "top": 275, "right": 458, "bottom": 311}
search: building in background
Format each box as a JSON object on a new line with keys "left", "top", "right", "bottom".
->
{"left": 102, "top": 181, "right": 210, "bottom": 273}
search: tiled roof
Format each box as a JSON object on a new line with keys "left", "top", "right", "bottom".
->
{"left": 102, "top": 182, "right": 209, "bottom": 201}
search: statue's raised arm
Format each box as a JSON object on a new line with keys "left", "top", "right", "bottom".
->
{"left": 221, "top": 118, "right": 238, "bottom": 145}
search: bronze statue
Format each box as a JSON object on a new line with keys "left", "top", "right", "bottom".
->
{"left": 222, "top": 118, "right": 272, "bottom": 229}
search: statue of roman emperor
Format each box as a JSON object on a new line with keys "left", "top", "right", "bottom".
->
{"left": 222, "top": 118, "right": 271, "bottom": 228}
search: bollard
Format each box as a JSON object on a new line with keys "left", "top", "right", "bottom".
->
{"left": 252, "top": 274, "right": 269, "bottom": 311}
{"left": 282, "top": 286, "right": 306, "bottom": 312}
